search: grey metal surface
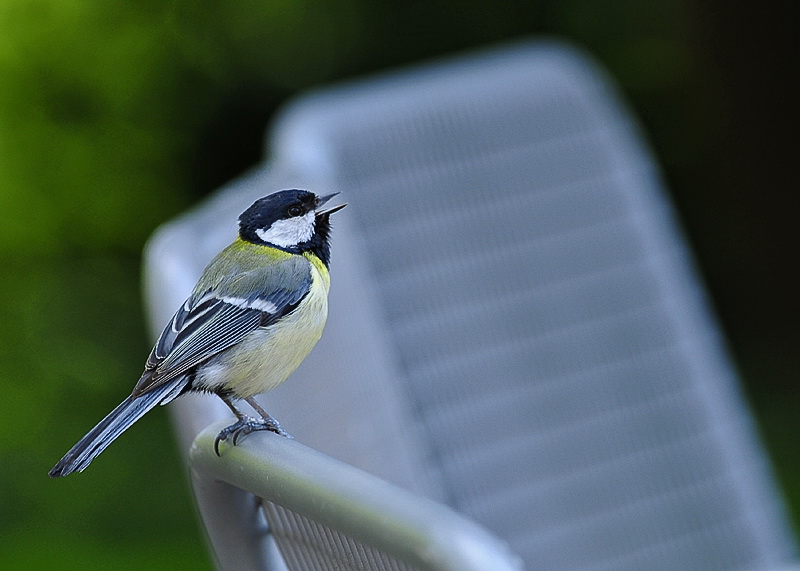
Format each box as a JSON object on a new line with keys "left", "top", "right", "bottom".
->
{"left": 144, "top": 40, "right": 797, "bottom": 570}
{"left": 262, "top": 502, "right": 418, "bottom": 571}
{"left": 190, "top": 422, "right": 523, "bottom": 571}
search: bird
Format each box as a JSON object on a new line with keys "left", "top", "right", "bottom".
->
{"left": 49, "top": 189, "right": 346, "bottom": 477}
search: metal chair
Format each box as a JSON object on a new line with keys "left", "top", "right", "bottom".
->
{"left": 144, "top": 39, "right": 797, "bottom": 570}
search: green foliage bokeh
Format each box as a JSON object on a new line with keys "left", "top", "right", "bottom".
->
{"left": 0, "top": 2, "right": 366, "bottom": 568}
{"left": 0, "top": 0, "right": 795, "bottom": 569}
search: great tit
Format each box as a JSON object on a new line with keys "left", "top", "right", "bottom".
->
{"left": 49, "top": 189, "right": 345, "bottom": 477}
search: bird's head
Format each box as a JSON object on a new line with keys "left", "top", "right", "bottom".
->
{"left": 238, "top": 189, "right": 346, "bottom": 265}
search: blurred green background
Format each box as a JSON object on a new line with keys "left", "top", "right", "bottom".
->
{"left": 0, "top": 1, "right": 796, "bottom": 568}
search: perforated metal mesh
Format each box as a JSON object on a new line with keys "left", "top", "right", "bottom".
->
{"left": 269, "top": 43, "right": 795, "bottom": 569}
{"left": 262, "top": 500, "right": 421, "bottom": 571}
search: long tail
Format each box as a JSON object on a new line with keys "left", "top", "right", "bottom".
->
{"left": 49, "top": 381, "right": 186, "bottom": 478}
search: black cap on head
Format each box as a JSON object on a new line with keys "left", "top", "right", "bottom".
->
{"left": 238, "top": 189, "right": 318, "bottom": 231}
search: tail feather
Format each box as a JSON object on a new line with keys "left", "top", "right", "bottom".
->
{"left": 49, "top": 381, "right": 186, "bottom": 478}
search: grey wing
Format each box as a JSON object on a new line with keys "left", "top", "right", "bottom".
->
{"left": 133, "top": 257, "right": 312, "bottom": 397}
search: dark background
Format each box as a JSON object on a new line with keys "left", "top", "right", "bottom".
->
{"left": 0, "top": 1, "right": 796, "bottom": 568}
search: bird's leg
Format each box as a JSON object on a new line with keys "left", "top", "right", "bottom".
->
{"left": 221, "top": 396, "right": 248, "bottom": 420}
{"left": 214, "top": 395, "right": 290, "bottom": 456}
{"left": 245, "top": 397, "right": 289, "bottom": 437}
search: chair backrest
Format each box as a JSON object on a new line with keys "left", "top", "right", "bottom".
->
{"left": 145, "top": 40, "right": 797, "bottom": 569}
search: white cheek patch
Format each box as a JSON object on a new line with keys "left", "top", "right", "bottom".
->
{"left": 256, "top": 212, "right": 315, "bottom": 248}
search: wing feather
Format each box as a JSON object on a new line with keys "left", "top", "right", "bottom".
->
{"left": 133, "top": 254, "right": 312, "bottom": 397}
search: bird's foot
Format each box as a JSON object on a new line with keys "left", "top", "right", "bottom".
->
{"left": 213, "top": 416, "right": 291, "bottom": 456}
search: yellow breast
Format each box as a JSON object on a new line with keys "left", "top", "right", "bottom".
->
{"left": 198, "top": 253, "right": 330, "bottom": 398}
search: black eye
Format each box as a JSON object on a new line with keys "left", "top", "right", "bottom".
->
{"left": 288, "top": 206, "right": 303, "bottom": 217}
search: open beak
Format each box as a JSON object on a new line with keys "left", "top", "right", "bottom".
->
{"left": 316, "top": 192, "right": 347, "bottom": 216}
